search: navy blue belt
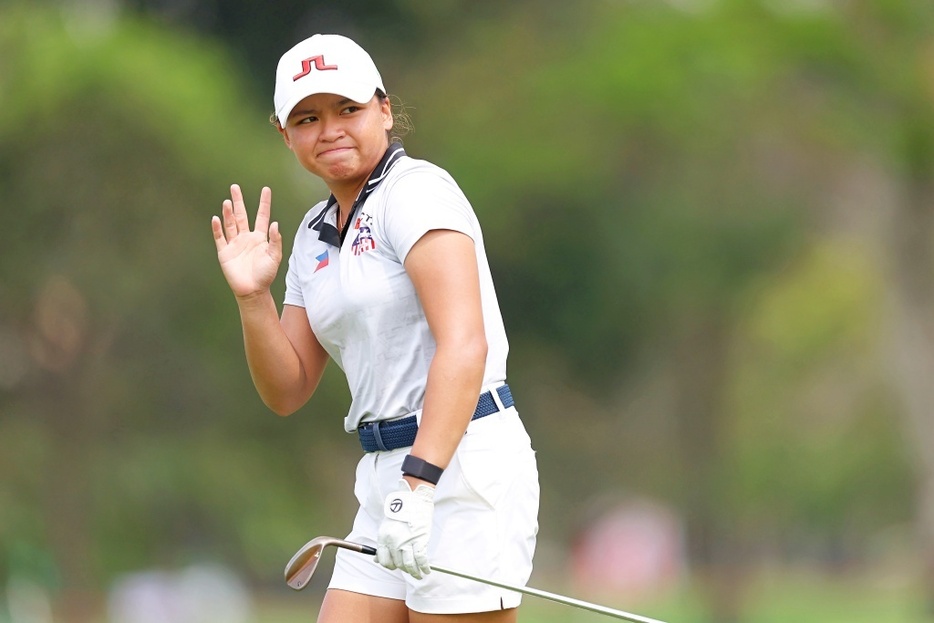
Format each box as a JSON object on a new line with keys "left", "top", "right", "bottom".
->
{"left": 358, "top": 384, "right": 514, "bottom": 453}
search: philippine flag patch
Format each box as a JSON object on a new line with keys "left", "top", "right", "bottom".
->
{"left": 314, "top": 250, "right": 329, "bottom": 272}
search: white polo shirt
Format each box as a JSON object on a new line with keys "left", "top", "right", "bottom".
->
{"left": 283, "top": 145, "right": 509, "bottom": 432}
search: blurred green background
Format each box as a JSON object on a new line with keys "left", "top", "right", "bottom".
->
{"left": 2, "top": 0, "right": 933, "bottom": 621}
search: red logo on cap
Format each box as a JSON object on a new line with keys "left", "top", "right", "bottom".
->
{"left": 293, "top": 55, "right": 338, "bottom": 81}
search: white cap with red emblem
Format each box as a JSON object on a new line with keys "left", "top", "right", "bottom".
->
{"left": 274, "top": 34, "right": 386, "bottom": 127}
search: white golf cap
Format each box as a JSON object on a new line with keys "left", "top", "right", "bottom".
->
{"left": 274, "top": 34, "right": 386, "bottom": 127}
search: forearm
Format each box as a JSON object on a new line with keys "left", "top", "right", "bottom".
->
{"left": 407, "top": 337, "right": 487, "bottom": 479}
{"left": 402, "top": 229, "right": 489, "bottom": 483}
{"left": 237, "top": 291, "right": 310, "bottom": 415}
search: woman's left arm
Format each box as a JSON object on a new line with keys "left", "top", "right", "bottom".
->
{"left": 375, "top": 227, "right": 488, "bottom": 579}
{"left": 403, "top": 228, "right": 488, "bottom": 481}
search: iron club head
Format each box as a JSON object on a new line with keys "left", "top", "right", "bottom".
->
{"left": 284, "top": 536, "right": 377, "bottom": 590}
{"left": 284, "top": 536, "right": 329, "bottom": 590}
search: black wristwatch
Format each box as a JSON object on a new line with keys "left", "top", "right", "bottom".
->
{"left": 401, "top": 454, "right": 444, "bottom": 485}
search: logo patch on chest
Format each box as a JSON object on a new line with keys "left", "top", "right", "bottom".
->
{"left": 351, "top": 213, "right": 377, "bottom": 256}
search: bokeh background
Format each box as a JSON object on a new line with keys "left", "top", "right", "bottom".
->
{"left": 2, "top": 0, "right": 933, "bottom": 621}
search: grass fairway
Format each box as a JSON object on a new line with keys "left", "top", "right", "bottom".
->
{"left": 741, "top": 568, "right": 925, "bottom": 623}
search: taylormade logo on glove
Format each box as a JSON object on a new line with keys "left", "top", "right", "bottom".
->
{"left": 376, "top": 479, "right": 435, "bottom": 579}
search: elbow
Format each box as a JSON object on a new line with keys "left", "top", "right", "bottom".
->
{"left": 477, "top": 336, "right": 489, "bottom": 367}
{"left": 262, "top": 395, "right": 301, "bottom": 418}
{"left": 462, "top": 334, "right": 489, "bottom": 371}
{"left": 254, "top": 370, "right": 317, "bottom": 417}
{"left": 436, "top": 332, "right": 487, "bottom": 373}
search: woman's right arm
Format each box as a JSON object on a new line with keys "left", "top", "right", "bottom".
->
{"left": 213, "top": 184, "right": 328, "bottom": 416}
{"left": 238, "top": 295, "right": 328, "bottom": 415}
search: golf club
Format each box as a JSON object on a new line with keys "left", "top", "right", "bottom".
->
{"left": 284, "top": 536, "right": 668, "bottom": 623}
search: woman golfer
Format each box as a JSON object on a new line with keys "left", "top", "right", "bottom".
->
{"left": 212, "top": 34, "right": 539, "bottom": 622}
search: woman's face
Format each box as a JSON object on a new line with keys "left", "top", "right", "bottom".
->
{"left": 278, "top": 92, "right": 393, "bottom": 192}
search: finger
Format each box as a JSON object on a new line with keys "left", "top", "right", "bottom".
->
{"left": 401, "top": 548, "right": 421, "bottom": 579}
{"left": 268, "top": 221, "right": 282, "bottom": 264}
{"left": 221, "top": 200, "right": 238, "bottom": 241}
{"left": 376, "top": 546, "right": 396, "bottom": 570}
{"left": 390, "top": 547, "right": 406, "bottom": 572}
{"left": 414, "top": 548, "right": 431, "bottom": 577}
{"left": 254, "top": 186, "right": 272, "bottom": 234}
{"left": 211, "top": 216, "right": 227, "bottom": 252}
{"left": 230, "top": 184, "right": 250, "bottom": 234}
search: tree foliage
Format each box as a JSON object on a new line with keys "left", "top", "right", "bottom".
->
{"left": 0, "top": 3, "right": 931, "bottom": 621}
{"left": 0, "top": 5, "right": 352, "bottom": 592}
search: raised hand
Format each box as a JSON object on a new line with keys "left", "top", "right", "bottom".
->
{"left": 212, "top": 184, "right": 282, "bottom": 300}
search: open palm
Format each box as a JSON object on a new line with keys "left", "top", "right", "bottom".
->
{"left": 212, "top": 184, "right": 282, "bottom": 299}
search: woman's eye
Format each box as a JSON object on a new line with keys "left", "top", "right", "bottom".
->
{"left": 297, "top": 116, "right": 317, "bottom": 124}
{"left": 342, "top": 106, "right": 360, "bottom": 114}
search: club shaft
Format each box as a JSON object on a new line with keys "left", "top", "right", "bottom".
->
{"left": 349, "top": 543, "right": 664, "bottom": 623}
{"left": 431, "top": 564, "right": 665, "bottom": 623}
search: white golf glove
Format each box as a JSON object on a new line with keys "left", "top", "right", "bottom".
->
{"left": 376, "top": 479, "right": 435, "bottom": 579}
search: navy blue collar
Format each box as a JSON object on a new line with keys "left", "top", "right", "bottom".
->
{"left": 308, "top": 142, "right": 407, "bottom": 247}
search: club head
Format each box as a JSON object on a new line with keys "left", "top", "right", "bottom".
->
{"left": 285, "top": 536, "right": 377, "bottom": 591}
{"left": 284, "top": 536, "right": 333, "bottom": 590}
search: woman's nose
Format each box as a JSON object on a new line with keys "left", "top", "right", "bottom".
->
{"left": 318, "top": 116, "right": 345, "bottom": 141}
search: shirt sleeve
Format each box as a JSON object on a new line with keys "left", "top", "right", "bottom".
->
{"left": 283, "top": 250, "right": 305, "bottom": 308}
{"left": 282, "top": 202, "right": 328, "bottom": 309}
{"left": 379, "top": 168, "right": 477, "bottom": 264}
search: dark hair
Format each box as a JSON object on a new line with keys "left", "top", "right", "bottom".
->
{"left": 377, "top": 90, "right": 413, "bottom": 144}
{"left": 269, "top": 89, "right": 414, "bottom": 144}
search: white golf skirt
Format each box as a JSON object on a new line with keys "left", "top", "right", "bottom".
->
{"left": 329, "top": 407, "right": 540, "bottom": 614}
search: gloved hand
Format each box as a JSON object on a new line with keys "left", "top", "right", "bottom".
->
{"left": 376, "top": 479, "right": 435, "bottom": 579}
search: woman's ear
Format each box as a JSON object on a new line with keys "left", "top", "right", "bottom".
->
{"left": 381, "top": 97, "right": 394, "bottom": 131}
{"left": 277, "top": 122, "right": 292, "bottom": 149}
